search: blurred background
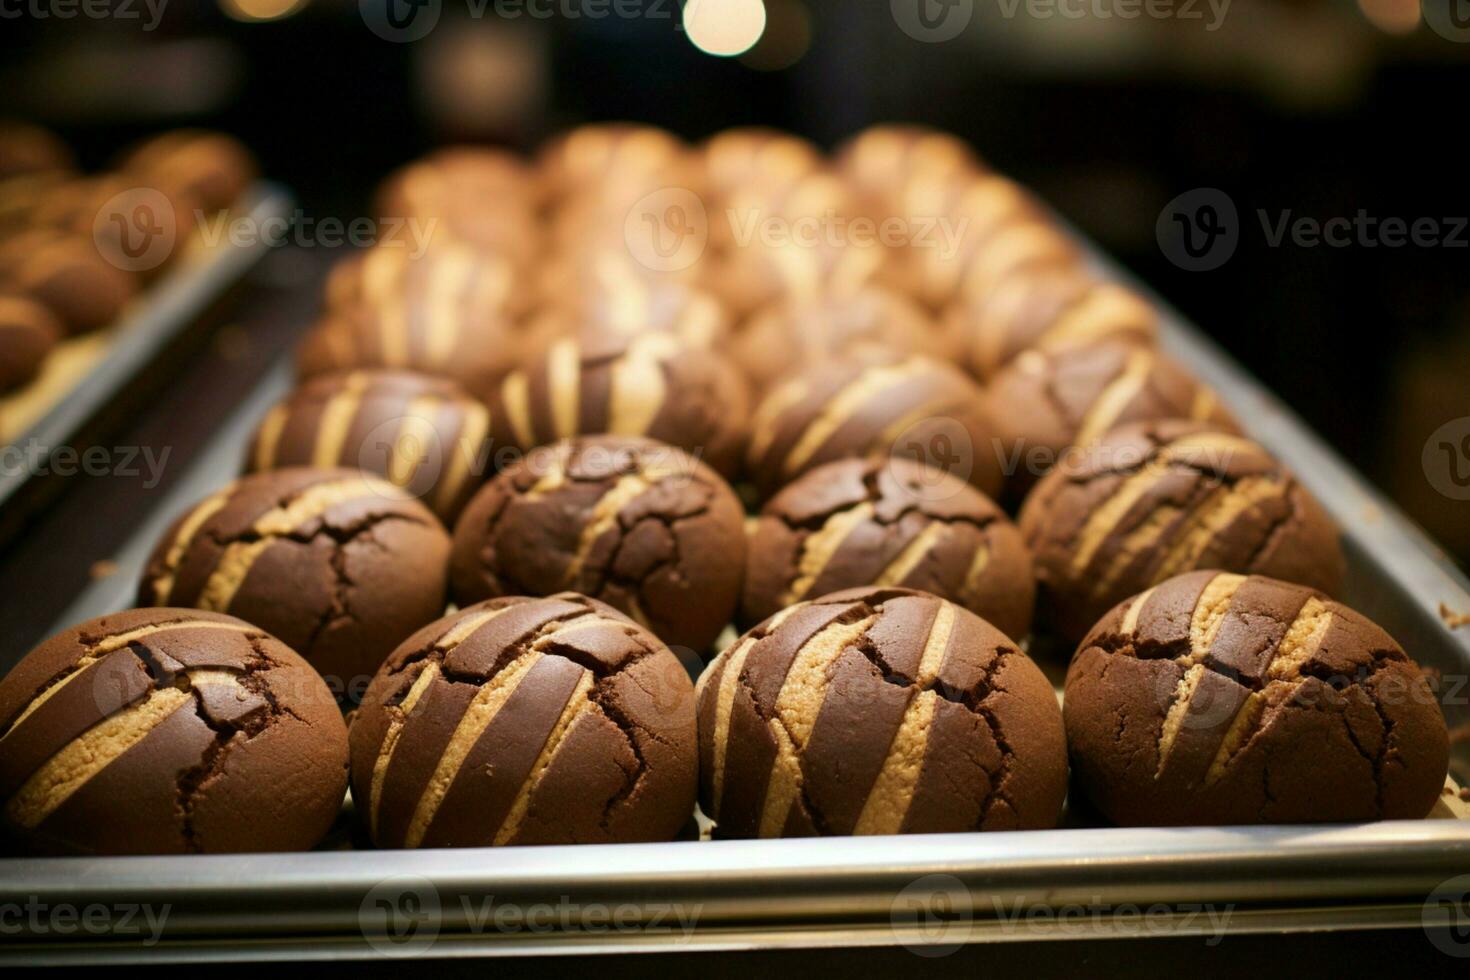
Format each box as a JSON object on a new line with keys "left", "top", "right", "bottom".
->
{"left": 0, "top": 0, "right": 1466, "bottom": 561}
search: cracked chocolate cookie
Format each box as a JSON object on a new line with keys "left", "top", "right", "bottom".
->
{"left": 0, "top": 294, "right": 60, "bottom": 391}
{"left": 0, "top": 609, "right": 349, "bottom": 855}
{"left": 945, "top": 269, "right": 1159, "bottom": 381}
{"left": 350, "top": 594, "right": 698, "bottom": 847}
{"left": 732, "top": 286, "right": 953, "bottom": 393}
{"left": 1020, "top": 422, "right": 1344, "bottom": 644}
{"left": 491, "top": 332, "right": 750, "bottom": 479}
{"left": 139, "top": 468, "right": 451, "bottom": 698}
{"left": 247, "top": 370, "right": 493, "bottom": 523}
{"left": 745, "top": 352, "right": 1004, "bottom": 502}
{"left": 697, "top": 587, "right": 1067, "bottom": 838}
{"left": 1064, "top": 571, "right": 1450, "bottom": 825}
{"left": 742, "top": 457, "right": 1033, "bottom": 640}
{"left": 985, "top": 340, "right": 1238, "bottom": 502}
{"left": 451, "top": 436, "right": 744, "bottom": 655}
{"left": 298, "top": 246, "right": 526, "bottom": 402}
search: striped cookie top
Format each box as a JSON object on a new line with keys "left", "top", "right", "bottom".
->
{"left": 348, "top": 593, "right": 697, "bottom": 847}
{"left": 0, "top": 608, "right": 347, "bottom": 854}
{"left": 742, "top": 456, "right": 1034, "bottom": 641}
{"left": 1065, "top": 571, "right": 1449, "bottom": 825}
{"left": 696, "top": 587, "right": 1067, "bottom": 838}
{"left": 1020, "top": 420, "right": 1344, "bottom": 641}
{"left": 249, "top": 369, "right": 492, "bottom": 521}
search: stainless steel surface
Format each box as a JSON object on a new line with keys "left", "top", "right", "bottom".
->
{"left": 3, "top": 258, "right": 1469, "bottom": 963}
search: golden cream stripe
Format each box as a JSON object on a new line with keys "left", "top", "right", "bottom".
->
{"left": 547, "top": 338, "right": 582, "bottom": 440}
{"left": 1186, "top": 573, "right": 1247, "bottom": 664}
{"left": 501, "top": 371, "right": 537, "bottom": 448}
{"left": 563, "top": 469, "right": 675, "bottom": 585}
{"left": 1120, "top": 586, "right": 1159, "bottom": 636}
{"left": 781, "top": 503, "right": 876, "bottom": 605}
{"left": 369, "top": 662, "right": 441, "bottom": 837}
{"left": 1266, "top": 599, "right": 1332, "bottom": 682}
{"left": 873, "top": 523, "right": 949, "bottom": 589}
{"left": 748, "top": 378, "right": 810, "bottom": 463}
{"left": 1046, "top": 284, "right": 1154, "bottom": 348}
{"left": 1155, "top": 662, "right": 1206, "bottom": 776}
{"left": 1202, "top": 683, "right": 1285, "bottom": 786}
{"left": 1074, "top": 347, "right": 1155, "bottom": 446}
{"left": 1191, "top": 387, "right": 1218, "bottom": 422}
{"left": 1067, "top": 461, "right": 1172, "bottom": 575}
{"left": 1090, "top": 504, "right": 1184, "bottom": 598}
{"left": 387, "top": 395, "right": 443, "bottom": 487}
{"left": 197, "top": 540, "right": 272, "bottom": 612}
{"left": 758, "top": 615, "right": 877, "bottom": 837}
{"left": 436, "top": 402, "right": 489, "bottom": 515}
{"left": 311, "top": 372, "right": 372, "bottom": 469}
{"left": 607, "top": 337, "right": 672, "bottom": 435}
{"left": 403, "top": 652, "right": 548, "bottom": 848}
{"left": 151, "top": 491, "right": 231, "bottom": 602}
{"left": 252, "top": 405, "right": 290, "bottom": 471}
{"left": 708, "top": 638, "right": 755, "bottom": 816}
{"left": 915, "top": 600, "right": 955, "bottom": 686}
{"left": 424, "top": 249, "right": 475, "bottom": 365}
{"left": 851, "top": 691, "right": 936, "bottom": 836}
{"left": 783, "top": 362, "right": 922, "bottom": 476}
{"left": 436, "top": 604, "right": 513, "bottom": 650}
{"left": 6, "top": 687, "right": 192, "bottom": 829}
{"left": 493, "top": 671, "right": 596, "bottom": 845}
{"left": 964, "top": 223, "right": 1063, "bottom": 294}
{"left": 1150, "top": 478, "right": 1285, "bottom": 582}
{"left": 253, "top": 478, "right": 404, "bottom": 536}
{"left": 957, "top": 542, "right": 993, "bottom": 607}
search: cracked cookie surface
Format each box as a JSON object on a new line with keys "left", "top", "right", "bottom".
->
{"left": 697, "top": 586, "right": 1066, "bottom": 838}
{"left": 1020, "top": 420, "right": 1345, "bottom": 643}
{"left": 0, "top": 608, "right": 348, "bottom": 855}
{"left": 349, "top": 593, "right": 698, "bottom": 847}
{"left": 742, "top": 457, "right": 1033, "bottom": 640}
{"left": 450, "top": 436, "right": 744, "bottom": 656}
{"left": 139, "top": 467, "right": 451, "bottom": 696}
{"left": 1063, "top": 571, "right": 1449, "bottom": 825}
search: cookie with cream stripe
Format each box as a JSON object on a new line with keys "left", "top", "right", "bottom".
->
{"left": 349, "top": 593, "right": 697, "bottom": 847}
{"left": 745, "top": 352, "right": 1004, "bottom": 502}
{"left": 742, "top": 457, "right": 1033, "bottom": 640}
{"left": 450, "top": 436, "right": 744, "bottom": 655}
{"left": 697, "top": 587, "right": 1066, "bottom": 838}
{"left": 0, "top": 608, "right": 348, "bottom": 854}
{"left": 946, "top": 268, "right": 1159, "bottom": 381}
{"left": 1064, "top": 571, "right": 1449, "bottom": 825}
{"left": 139, "top": 468, "right": 451, "bottom": 697}
{"left": 247, "top": 369, "right": 492, "bottom": 523}
{"left": 985, "top": 339, "right": 1238, "bottom": 502}
{"left": 491, "top": 331, "right": 750, "bottom": 479}
{"left": 1020, "top": 421, "right": 1343, "bottom": 644}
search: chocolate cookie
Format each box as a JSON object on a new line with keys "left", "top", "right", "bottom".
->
{"left": 491, "top": 332, "right": 750, "bottom": 479}
{"left": 835, "top": 125, "right": 983, "bottom": 218}
{"left": 120, "top": 130, "right": 256, "bottom": 213}
{"left": 139, "top": 468, "right": 451, "bottom": 697}
{"left": 0, "top": 228, "right": 137, "bottom": 334}
{"left": 746, "top": 353, "right": 1004, "bottom": 501}
{"left": 733, "top": 286, "right": 952, "bottom": 392}
{"left": 0, "top": 609, "right": 348, "bottom": 855}
{"left": 537, "top": 123, "right": 689, "bottom": 203}
{"left": 699, "top": 127, "right": 822, "bottom": 206}
{"left": 1020, "top": 422, "right": 1344, "bottom": 643}
{"left": 743, "top": 458, "right": 1034, "bottom": 640}
{"left": 349, "top": 594, "right": 698, "bottom": 847}
{"left": 696, "top": 587, "right": 1067, "bottom": 837}
{"left": 947, "top": 269, "right": 1159, "bottom": 380}
{"left": 1064, "top": 571, "right": 1450, "bottom": 825}
{"left": 451, "top": 436, "right": 744, "bottom": 654}
{"left": 247, "top": 370, "right": 493, "bottom": 523}
{"left": 0, "top": 294, "right": 60, "bottom": 391}
{"left": 984, "top": 340, "right": 1237, "bottom": 501}
{"left": 323, "top": 242, "right": 531, "bottom": 322}
{"left": 298, "top": 249, "right": 525, "bottom": 402}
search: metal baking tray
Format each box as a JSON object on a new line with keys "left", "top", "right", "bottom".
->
{"left": 0, "top": 183, "right": 295, "bottom": 539}
{"left": 2, "top": 258, "right": 1469, "bottom": 965}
